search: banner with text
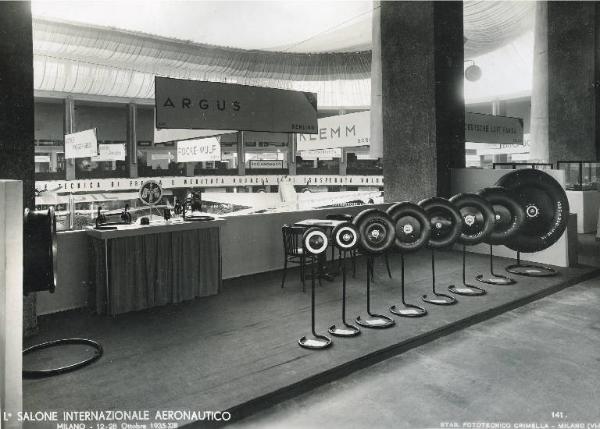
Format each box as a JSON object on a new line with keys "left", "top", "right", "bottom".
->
{"left": 176, "top": 137, "right": 222, "bottom": 162}
{"left": 298, "top": 148, "right": 342, "bottom": 160}
{"left": 249, "top": 160, "right": 284, "bottom": 169}
{"left": 92, "top": 144, "right": 126, "bottom": 162}
{"left": 466, "top": 112, "right": 524, "bottom": 145}
{"left": 297, "top": 111, "right": 370, "bottom": 151}
{"left": 155, "top": 77, "right": 318, "bottom": 134}
{"left": 65, "top": 129, "right": 98, "bottom": 159}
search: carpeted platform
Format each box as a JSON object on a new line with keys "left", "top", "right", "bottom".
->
{"left": 22, "top": 250, "right": 600, "bottom": 428}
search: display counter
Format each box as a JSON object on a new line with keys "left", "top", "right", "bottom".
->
{"left": 86, "top": 218, "right": 224, "bottom": 316}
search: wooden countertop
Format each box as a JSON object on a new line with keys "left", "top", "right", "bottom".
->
{"left": 85, "top": 217, "right": 226, "bottom": 240}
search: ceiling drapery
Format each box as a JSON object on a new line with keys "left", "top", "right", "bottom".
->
{"left": 33, "top": 1, "right": 535, "bottom": 107}
{"left": 33, "top": 18, "right": 371, "bottom": 106}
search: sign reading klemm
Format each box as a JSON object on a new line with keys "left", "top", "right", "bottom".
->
{"left": 155, "top": 77, "right": 318, "bottom": 134}
{"left": 466, "top": 112, "right": 524, "bottom": 145}
{"left": 297, "top": 111, "right": 370, "bottom": 151}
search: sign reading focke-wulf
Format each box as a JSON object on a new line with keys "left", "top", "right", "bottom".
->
{"left": 155, "top": 77, "right": 318, "bottom": 134}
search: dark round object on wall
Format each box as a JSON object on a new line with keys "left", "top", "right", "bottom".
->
{"left": 332, "top": 222, "right": 359, "bottom": 251}
{"left": 23, "top": 207, "right": 57, "bottom": 294}
{"left": 418, "top": 197, "right": 463, "bottom": 249}
{"left": 477, "top": 186, "right": 526, "bottom": 245}
{"left": 496, "top": 169, "right": 569, "bottom": 253}
{"left": 302, "top": 227, "right": 329, "bottom": 255}
{"left": 352, "top": 209, "right": 395, "bottom": 255}
{"left": 386, "top": 202, "right": 431, "bottom": 253}
{"left": 449, "top": 193, "right": 495, "bottom": 245}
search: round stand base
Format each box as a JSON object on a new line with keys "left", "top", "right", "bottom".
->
{"left": 355, "top": 314, "right": 395, "bottom": 329}
{"left": 448, "top": 285, "right": 486, "bottom": 296}
{"left": 23, "top": 338, "right": 103, "bottom": 379}
{"left": 475, "top": 274, "right": 516, "bottom": 285}
{"left": 390, "top": 304, "right": 427, "bottom": 317}
{"left": 506, "top": 263, "right": 557, "bottom": 277}
{"left": 298, "top": 334, "right": 332, "bottom": 350}
{"left": 422, "top": 292, "right": 457, "bottom": 305}
{"left": 328, "top": 323, "right": 361, "bottom": 337}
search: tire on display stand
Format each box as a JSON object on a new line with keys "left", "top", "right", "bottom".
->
{"left": 447, "top": 193, "right": 495, "bottom": 297}
{"left": 352, "top": 209, "right": 396, "bottom": 329}
{"left": 495, "top": 169, "right": 569, "bottom": 277}
{"left": 386, "top": 202, "right": 431, "bottom": 317}
{"left": 23, "top": 208, "right": 104, "bottom": 378}
{"left": 418, "top": 197, "right": 463, "bottom": 306}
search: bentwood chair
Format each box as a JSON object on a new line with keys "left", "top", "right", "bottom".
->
{"left": 281, "top": 225, "right": 317, "bottom": 292}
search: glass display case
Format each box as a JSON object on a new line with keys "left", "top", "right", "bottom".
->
{"left": 492, "top": 162, "right": 554, "bottom": 170}
{"left": 556, "top": 161, "right": 600, "bottom": 191}
{"left": 34, "top": 188, "right": 251, "bottom": 231}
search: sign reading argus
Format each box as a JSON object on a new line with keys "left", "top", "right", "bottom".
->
{"left": 155, "top": 77, "right": 318, "bottom": 134}
{"left": 176, "top": 137, "right": 221, "bottom": 162}
{"left": 64, "top": 129, "right": 98, "bottom": 159}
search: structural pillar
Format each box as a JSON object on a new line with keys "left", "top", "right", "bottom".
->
{"left": 237, "top": 131, "right": 246, "bottom": 176}
{"left": 127, "top": 103, "right": 138, "bottom": 178}
{"left": 0, "top": 1, "right": 35, "bottom": 208}
{"left": 530, "top": 1, "right": 597, "bottom": 163}
{"left": 64, "top": 97, "right": 76, "bottom": 180}
{"left": 287, "top": 133, "right": 296, "bottom": 175}
{"left": 373, "top": 1, "right": 465, "bottom": 202}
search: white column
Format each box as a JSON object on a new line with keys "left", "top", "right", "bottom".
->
{"left": 0, "top": 180, "right": 23, "bottom": 429}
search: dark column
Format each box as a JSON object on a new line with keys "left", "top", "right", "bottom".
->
{"left": 127, "top": 103, "right": 138, "bottom": 178}
{"left": 530, "top": 1, "right": 597, "bottom": 163}
{"left": 287, "top": 133, "right": 296, "bottom": 175}
{"left": 237, "top": 131, "right": 245, "bottom": 176}
{"left": 0, "top": 1, "right": 34, "bottom": 209}
{"left": 375, "top": 1, "right": 465, "bottom": 202}
{"left": 64, "top": 97, "right": 76, "bottom": 180}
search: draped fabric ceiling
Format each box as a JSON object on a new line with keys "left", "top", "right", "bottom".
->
{"left": 33, "top": 1, "right": 535, "bottom": 107}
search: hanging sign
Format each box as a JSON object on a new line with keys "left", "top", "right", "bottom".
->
{"left": 176, "top": 137, "right": 221, "bottom": 162}
{"left": 155, "top": 77, "right": 318, "bottom": 134}
{"left": 297, "top": 111, "right": 370, "bottom": 151}
{"left": 92, "top": 144, "right": 126, "bottom": 161}
{"left": 249, "top": 160, "right": 284, "bottom": 169}
{"left": 466, "top": 112, "right": 524, "bottom": 145}
{"left": 34, "top": 155, "right": 51, "bottom": 163}
{"left": 154, "top": 128, "right": 235, "bottom": 144}
{"left": 64, "top": 129, "right": 98, "bottom": 159}
{"left": 298, "top": 148, "right": 342, "bottom": 160}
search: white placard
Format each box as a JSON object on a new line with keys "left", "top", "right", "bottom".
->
{"left": 298, "top": 148, "right": 342, "bottom": 160}
{"left": 466, "top": 112, "right": 524, "bottom": 145}
{"left": 92, "top": 144, "right": 126, "bottom": 161}
{"left": 151, "top": 153, "right": 174, "bottom": 161}
{"left": 176, "top": 137, "right": 221, "bottom": 162}
{"left": 249, "top": 160, "right": 284, "bottom": 169}
{"left": 64, "top": 129, "right": 98, "bottom": 159}
{"left": 297, "top": 111, "right": 370, "bottom": 151}
{"left": 34, "top": 155, "right": 51, "bottom": 163}
{"left": 154, "top": 128, "right": 235, "bottom": 144}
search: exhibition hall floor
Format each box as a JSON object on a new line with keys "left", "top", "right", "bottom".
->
{"left": 230, "top": 276, "right": 600, "bottom": 429}
{"left": 23, "top": 250, "right": 599, "bottom": 428}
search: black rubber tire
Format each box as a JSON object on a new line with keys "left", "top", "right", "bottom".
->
{"left": 418, "top": 197, "right": 463, "bottom": 249}
{"left": 477, "top": 186, "right": 526, "bottom": 246}
{"left": 352, "top": 209, "right": 395, "bottom": 255}
{"left": 496, "top": 169, "right": 569, "bottom": 253}
{"left": 22, "top": 338, "right": 103, "bottom": 379}
{"left": 23, "top": 207, "right": 57, "bottom": 294}
{"left": 449, "top": 193, "right": 496, "bottom": 245}
{"left": 386, "top": 202, "right": 431, "bottom": 253}
{"left": 332, "top": 222, "right": 360, "bottom": 251}
{"left": 302, "top": 227, "right": 329, "bottom": 255}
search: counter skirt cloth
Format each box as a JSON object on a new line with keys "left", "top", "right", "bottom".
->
{"left": 89, "top": 227, "right": 221, "bottom": 315}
